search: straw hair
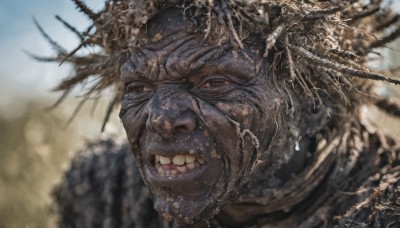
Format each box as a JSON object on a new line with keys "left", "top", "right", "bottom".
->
{"left": 33, "top": 0, "right": 400, "bottom": 127}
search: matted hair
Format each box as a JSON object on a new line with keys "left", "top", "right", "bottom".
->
{"left": 33, "top": 0, "right": 400, "bottom": 127}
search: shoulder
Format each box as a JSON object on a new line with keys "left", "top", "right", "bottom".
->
{"left": 367, "top": 166, "right": 400, "bottom": 227}
{"left": 336, "top": 145, "right": 400, "bottom": 227}
{"left": 53, "top": 138, "right": 161, "bottom": 228}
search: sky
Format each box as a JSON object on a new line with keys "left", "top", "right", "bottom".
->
{"left": 0, "top": 0, "right": 105, "bottom": 119}
{"left": 0, "top": 0, "right": 103, "bottom": 103}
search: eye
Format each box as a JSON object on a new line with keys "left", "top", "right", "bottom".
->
{"left": 199, "top": 78, "right": 231, "bottom": 89}
{"left": 126, "top": 82, "right": 154, "bottom": 95}
{"left": 191, "top": 76, "right": 235, "bottom": 98}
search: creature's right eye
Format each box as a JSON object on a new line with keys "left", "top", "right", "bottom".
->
{"left": 125, "top": 82, "right": 155, "bottom": 98}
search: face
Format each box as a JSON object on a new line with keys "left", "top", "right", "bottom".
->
{"left": 119, "top": 7, "right": 282, "bottom": 223}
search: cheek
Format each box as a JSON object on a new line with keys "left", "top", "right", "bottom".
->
{"left": 213, "top": 91, "right": 272, "bottom": 137}
{"left": 214, "top": 102, "right": 256, "bottom": 129}
{"left": 210, "top": 90, "right": 279, "bottom": 170}
{"left": 120, "top": 105, "right": 148, "bottom": 146}
{"left": 196, "top": 99, "right": 241, "bottom": 165}
{"left": 214, "top": 102, "right": 260, "bottom": 166}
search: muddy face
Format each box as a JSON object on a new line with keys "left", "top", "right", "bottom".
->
{"left": 119, "top": 6, "right": 280, "bottom": 223}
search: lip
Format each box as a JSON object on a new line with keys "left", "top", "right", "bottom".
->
{"left": 144, "top": 148, "right": 217, "bottom": 195}
{"left": 146, "top": 162, "right": 211, "bottom": 196}
{"left": 147, "top": 162, "right": 208, "bottom": 181}
{"left": 146, "top": 151, "right": 208, "bottom": 179}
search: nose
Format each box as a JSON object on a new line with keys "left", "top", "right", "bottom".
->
{"left": 147, "top": 87, "right": 198, "bottom": 138}
{"left": 172, "top": 111, "right": 196, "bottom": 134}
{"left": 148, "top": 110, "right": 197, "bottom": 138}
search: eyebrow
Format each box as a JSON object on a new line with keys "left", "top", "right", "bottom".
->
{"left": 183, "top": 49, "right": 258, "bottom": 80}
{"left": 121, "top": 41, "right": 258, "bottom": 83}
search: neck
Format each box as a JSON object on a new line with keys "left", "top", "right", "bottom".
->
{"left": 216, "top": 135, "right": 339, "bottom": 227}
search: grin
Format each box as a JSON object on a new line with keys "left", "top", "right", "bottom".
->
{"left": 153, "top": 154, "right": 206, "bottom": 177}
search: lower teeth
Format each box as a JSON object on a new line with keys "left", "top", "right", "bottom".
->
{"left": 156, "top": 161, "right": 202, "bottom": 176}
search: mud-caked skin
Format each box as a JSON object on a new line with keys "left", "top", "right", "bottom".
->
{"left": 52, "top": 2, "right": 400, "bottom": 228}
{"left": 119, "top": 7, "right": 303, "bottom": 223}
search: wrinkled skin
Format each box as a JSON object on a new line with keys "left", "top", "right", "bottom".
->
{"left": 119, "top": 6, "right": 305, "bottom": 225}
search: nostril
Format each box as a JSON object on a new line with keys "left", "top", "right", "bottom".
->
{"left": 175, "top": 125, "right": 189, "bottom": 132}
{"left": 173, "top": 111, "right": 196, "bottom": 134}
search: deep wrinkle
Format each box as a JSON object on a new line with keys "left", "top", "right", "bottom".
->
{"left": 121, "top": 39, "right": 257, "bottom": 87}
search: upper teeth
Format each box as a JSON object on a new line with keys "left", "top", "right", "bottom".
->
{"left": 159, "top": 156, "right": 170, "bottom": 164}
{"left": 157, "top": 154, "right": 204, "bottom": 165}
{"left": 155, "top": 154, "right": 206, "bottom": 177}
{"left": 172, "top": 155, "right": 185, "bottom": 165}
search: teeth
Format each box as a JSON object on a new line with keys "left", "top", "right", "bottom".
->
{"left": 172, "top": 155, "right": 186, "bottom": 165}
{"left": 155, "top": 154, "right": 206, "bottom": 177}
{"left": 187, "top": 163, "right": 195, "bottom": 170}
{"left": 177, "top": 166, "right": 187, "bottom": 173}
{"left": 185, "top": 155, "right": 196, "bottom": 163}
{"left": 160, "top": 156, "right": 171, "bottom": 164}
{"left": 158, "top": 166, "right": 165, "bottom": 174}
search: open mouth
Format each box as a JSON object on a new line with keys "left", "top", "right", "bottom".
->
{"left": 152, "top": 154, "right": 206, "bottom": 177}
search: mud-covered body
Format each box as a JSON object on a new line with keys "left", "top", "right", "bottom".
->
{"left": 54, "top": 135, "right": 400, "bottom": 227}
{"left": 41, "top": 0, "right": 400, "bottom": 227}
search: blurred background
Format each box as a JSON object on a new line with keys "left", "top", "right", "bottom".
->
{"left": 0, "top": 1, "right": 400, "bottom": 228}
{"left": 0, "top": 1, "right": 123, "bottom": 227}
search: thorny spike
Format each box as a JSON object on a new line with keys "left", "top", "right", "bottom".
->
{"left": 374, "top": 14, "right": 400, "bottom": 32}
{"left": 33, "top": 18, "right": 66, "bottom": 54}
{"left": 318, "top": 67, "right": 350, "bottom": 105}
{"left": 264, "top": 24, "right": 285, "bottom": 58}
{"left": 303, "top": 6, "right": 342, "bottom": 20}
{"left": 347, "top": 5, "right": 381, "bottom": 22}
{"left": 59, "top": 40, "right": 90, "bottom": 65}
{"left": 288, "top": 44, "right": 400, "bottom": 85}
{"left": 367, "top": 25, "right": 400, "bottom": 51}
{"left": 375, "top": 98, "right": 400, "bottom": 117}
{"left": 54, "top": 68, "right": 98, "bottom": 91}
{"left": 323, "top": 67, "right": 356, "bottom": 94}
{"left": 46, "top": 89, "right": 73, "bottom": 111}
{"left": 284, "top": 36, "right": 313, "bottom": 100}
{"left": 314, "top": 45, "right": 368, "bottom": 72}
{"left": 63, "top": 97, "right": 88, "bottom": 129}
{"left": 101, "top": 95, "right": 119, "bottom": 132}
{"left": 329, "top": 49, "right": 359, "bottom": 61}
{"left": 71, "top": 0, "right": 99, "bottom": 22}
{"left": 55, "top": 15, "right": 85, "bottom": 41}
{"left": 23, "top": 50, "right": 60, "bottom": 63}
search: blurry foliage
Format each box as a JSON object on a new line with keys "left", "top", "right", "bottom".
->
{"left": 0, "top": 98, "right": 122, "bottom": 228}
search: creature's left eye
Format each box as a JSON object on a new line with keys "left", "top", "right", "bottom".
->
{"left": 191, "top": 76, "right": 235, "bottom": 98}
{"left": 199, "top": 79, "right": 231, "bottom": 89}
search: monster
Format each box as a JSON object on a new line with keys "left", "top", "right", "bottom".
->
{"left": 37, "top": 0, "right": 400, "bottom": 227}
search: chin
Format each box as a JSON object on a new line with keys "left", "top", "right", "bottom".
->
{"left": 139, "top": 147, "right": 230, "bottom": 223}
{"left": 151, "top": 188, "right": 221, "bottom": 224}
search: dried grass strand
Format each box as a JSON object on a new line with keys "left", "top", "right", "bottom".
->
{"left": 288, "top": 44, "right": 400, "bottom": 85}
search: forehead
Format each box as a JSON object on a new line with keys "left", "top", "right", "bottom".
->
{"left": 120, "top": 6, "right": 260, "bottom": 82}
